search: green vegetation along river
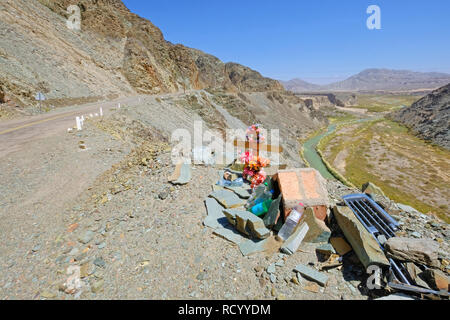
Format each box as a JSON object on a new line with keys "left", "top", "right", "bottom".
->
{"left": 302, "top": 124, "right": 337, "bottom": 180}
{"left": 303, "top": 117, "right": 376, "bottom": 181}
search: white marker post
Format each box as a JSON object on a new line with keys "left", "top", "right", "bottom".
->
{"left": 76, "top": 117, "right": 82, "bottom": 131}
{"left": 35, "top": 92, "right": 46, "bottom": 113}
{"left": 118, "top": 103, "right": 121, "bottom": 109}
{"left": 100, "top": 107, "right": 103, "bottom": 117}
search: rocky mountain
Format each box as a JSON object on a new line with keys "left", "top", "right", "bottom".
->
{"left": 390, "top": 83, "right": 450, "bottom": 150}
{"left": 0, "top": 0, "right": 283, "bottom": 107}
{"left": 282, "top": 69, "right": 450, "bottom": 93}
{"left": 323, "top": 69, "right": 450, "bottom": 92}
{"left": 0, "top": 0, "right": 333, "bottom": 162}
{"left": 280, "top": 78, "right": 321, "bottom": 93}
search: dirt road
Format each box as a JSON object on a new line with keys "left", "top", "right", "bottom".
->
{"left": 0, "top": 96, "right": 143, "bottom": 298}
{"left": 0, "top": 96, "right": 145, "bottom": 158}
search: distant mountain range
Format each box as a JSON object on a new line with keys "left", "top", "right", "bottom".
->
{"left": 278, "top": 78, "right": 322, "bottom": 92}
{"left": 281, "top": 69, "right": 450, "bottom": 93}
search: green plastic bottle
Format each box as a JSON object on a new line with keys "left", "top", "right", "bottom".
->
{"left": 251, "top": 198, "right": 273, "bottom": 217}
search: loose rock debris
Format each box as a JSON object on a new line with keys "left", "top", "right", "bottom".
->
{"left": 195, "top": 163, "right": 450, "bottom": 300}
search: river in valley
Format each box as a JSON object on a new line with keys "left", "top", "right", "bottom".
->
{"left": 302, "top": 117, "right": 376, "bottom": 180}
{"left": 302, "top": 124, "right": 337, "bottom": 180}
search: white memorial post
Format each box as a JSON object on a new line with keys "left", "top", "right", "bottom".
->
{"left": 35, "top": 92, "right": 46, "bottom": 113}
{"left": 76, "top": 117, "right": 82, "bottom": 131}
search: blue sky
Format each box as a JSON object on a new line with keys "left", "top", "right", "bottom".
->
{"left": 122, "top": 0, "right": 450, "bottom": 84}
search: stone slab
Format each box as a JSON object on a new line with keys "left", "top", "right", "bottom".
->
{"left": 333, "top": 206, "right": 390, "bottom": 269}
{"left": 294, "top": 264, "right": 329, "bottom": 286}
{"left": 303, "top": 208, "right": 331, "bottom": 243}
{"left": 239, "top": 237, "right": 280, "bottom": 257}
{"left": 330, "top": 237, "right": 353, "bottom": 256}
{"left": 385, "top": 237, "right": 440, "bottom": 268}
{"left": 223, "top": 209, "right": 270, "bottom": 239}
{"left": 236, "top": 210, "right": 270, "bottom": 239}
{"left": 316, "top": 243, "right": 336, "bottom": 256}
{"left": 263, "top": 195, "right": 282, "bottom": 229}
{"left": 209, "top": 189, "right": 246, "bottom": 209}
{"left": 213, "top": 227, "right": 246, "bottom": 245}
{"left": 224, "top": 186, "right": 251, "bottom": 199}
{"left": 223, "top": 209, "right": 243, "bottom": 226}
{"left": 203, "top": 198, "right": 229, "bottom": 229}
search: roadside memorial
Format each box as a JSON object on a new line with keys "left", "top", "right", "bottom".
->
{"left": 198, "top": 122, "right": 448, "bottom": 300}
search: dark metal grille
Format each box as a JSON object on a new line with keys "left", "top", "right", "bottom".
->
{"left": 342, "top": 194, "right": 448, "bottom": 297}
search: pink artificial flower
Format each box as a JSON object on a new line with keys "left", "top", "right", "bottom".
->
{"left": 240, "top": 151, "right": 254, "bottom": 164}
{"left": 250, "top": 170, "right": 267, "bottom": 189}
{"left": 243, "top": 167, "right": 255, "bottom": 177}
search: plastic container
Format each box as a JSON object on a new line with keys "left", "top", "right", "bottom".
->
{"left": 277, "top": 203, "right": 305, "bottom": 241}
{"left": 250, "top": 182, "right": 268, "bottom": 200}
{"left": 216, "top": 177, "right": 244, "bottom": 187}
{"left": 250, "top": 188, "right": 273, "bottom": 204}
{"left": 250, "top": 198, "right": 273, "bottom": 217}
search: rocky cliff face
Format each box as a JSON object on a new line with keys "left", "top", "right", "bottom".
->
{"left": 391, "top": 83, "right": 450, "bottom": 150}
{"left": 225, "top": 63, "right": 285, "bottom": 92}
{"left": 289, "top": 93, "right": 358, "bottom": 109}
{"left": 0, "top": 0, "right": 330, "bottom": 157}
{"left": 0, "top": 0, "right": 284, "bottom": 106}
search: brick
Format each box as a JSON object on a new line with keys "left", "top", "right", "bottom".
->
{"left": 310, "top": 206, "right": 328, "bottom": 222}
{"left": 333, "top": 206, "right": 390, "bottom": 269}
{"left": 294, "top": 264, "right": 329, "bottom": 287}
{"left": 274, "top": 168, "right": 329, "bottom": 221}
